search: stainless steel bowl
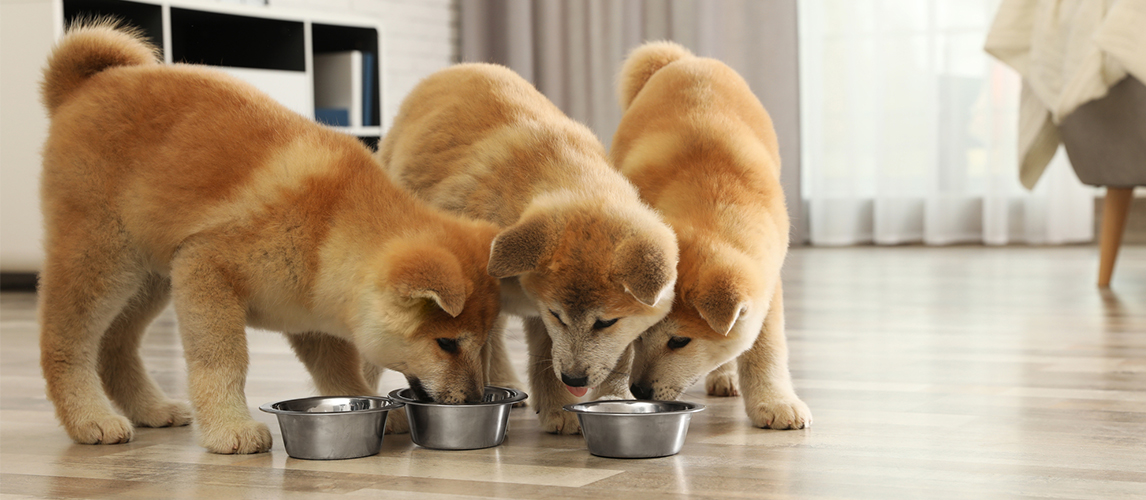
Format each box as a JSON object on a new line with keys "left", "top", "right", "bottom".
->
{"left": 563, "top": 400, "right": 706, "bottom": 458}
{"left": 388, "top": 386, "right": 527, "bottom": 450}
{"left": 260, "top": 396, "right": 403, "bottom": 460}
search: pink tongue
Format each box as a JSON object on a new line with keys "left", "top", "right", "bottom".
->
{"left": 566, "top": 386, "right": 589, "bottom": 397}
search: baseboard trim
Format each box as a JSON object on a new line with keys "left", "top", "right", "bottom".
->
{"left": 0, "top": 273, "right": 38, "bottom": 291}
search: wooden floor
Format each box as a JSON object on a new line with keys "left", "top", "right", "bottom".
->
{"left": 2, "top": 246, "right": 1144, "bottom": 499}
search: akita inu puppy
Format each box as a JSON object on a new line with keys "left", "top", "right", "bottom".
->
{"left": 611, "top": 42, "right": 811, "bottom": 429}
{"left": 379, "top": 63, "right": 678, "bottom": 434}
{"left": 38, "top": 23, "right": 502, "bottom": 454}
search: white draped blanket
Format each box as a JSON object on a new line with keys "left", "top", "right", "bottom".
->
{"left": 985, "top": 0, "right": 1146, "bottom": 189}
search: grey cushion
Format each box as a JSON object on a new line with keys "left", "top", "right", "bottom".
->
{"left": 1059, "top": 76, "right": 1146, "bottom": 187}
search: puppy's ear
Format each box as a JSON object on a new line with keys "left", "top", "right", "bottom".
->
{"left": 689, "top": 265, "right": 750, "bottom": 335}
{"left": 614, "top": 236, "right": 677, "bottom": 307}
{"left": 487, "top": 216, "right": 555, "bottom": 278}
{"left": 388, "top": 244, "right": 470, "bottom": 317}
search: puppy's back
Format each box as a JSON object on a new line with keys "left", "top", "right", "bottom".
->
{"left": 612, "top": 42, "right": 789, "bottom": 314}
{"left": 614, "top": 46, "right": 780, "bottom": 177}
{"left": 40, "top": 23, "right": 399, "bottom": 264}
{"left": 379, "top": 63, "right": 619, "bottom": 226}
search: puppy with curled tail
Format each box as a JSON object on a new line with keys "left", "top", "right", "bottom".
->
{"left": 612, "top": 41, "right": 812, "bottom": 430}
{"left": 38, "top": 21, "right": 502, "bottom": 453}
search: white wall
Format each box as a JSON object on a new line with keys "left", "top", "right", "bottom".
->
{"left": 269, "top": 0, "right": 459, "bottom": 129}
{"left": 138, "top": 0, "right": 460, "bottom": 129}
{"left": 0, "top": 0, "right": 55, "bottom": 273}
{"left": 0, "top": 0, "right": 459, "bottom": 274}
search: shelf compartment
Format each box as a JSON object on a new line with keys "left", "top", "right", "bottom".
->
{"left": 312, "top": 23, "right": 380, "bottom": 128}
{"left": 170, "top": 8, "right": 304, "bottom": 72}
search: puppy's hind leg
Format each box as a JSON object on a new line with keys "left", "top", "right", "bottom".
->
{"left": 285, "top": 332, "right": 411, "bottom": 432}
{"left": 99, "top": 273, "right": 192, "bottom": 428}
{"left": 350, "top": 360, "right": 410, "bottom": 434}
{"left": 286, "top": 332, "right": 375, "bottom": 397}
{"left": 39, "top": 218, "right": 156, "bottom": 445}
{"left": 362, "top": 361, "right": 384, "bottom": 392}
{"left": 171, "top": 249, "right": 271, "bottom": 454}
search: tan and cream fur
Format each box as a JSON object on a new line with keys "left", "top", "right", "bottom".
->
{"left": 612, "top": 42, "right": 811, "bottom": 429}
{"left": 379, "top": 63, "right": 679, "bottom": 434}
{"left": 38, "top": 23, "right": 503, "bottom": 454}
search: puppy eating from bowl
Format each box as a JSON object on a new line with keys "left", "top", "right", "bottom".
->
{"left": 379, "top": 63, "right": 679, "bottom": 434}
{"left": 37, "top": 22, "right": 502, "bottom": 454}
{"left": 611, "top": 42, "right": 812, "bottom": 430}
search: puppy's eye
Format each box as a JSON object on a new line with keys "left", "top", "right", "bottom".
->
{"left": 667, "top": 336, "right": 692, "bottom": 349}
{"left": 436, "top": 338, "right": 458, "bottom": 353}
{"left": 549, "top": 309, "right": 566, "bottom": 326}
{"left": 593, "top": 317, "right": 619, "bottom": 330}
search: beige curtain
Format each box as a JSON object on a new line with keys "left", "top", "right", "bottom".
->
{"left": 458, "top": 0, "right": 805, "bottom": 244}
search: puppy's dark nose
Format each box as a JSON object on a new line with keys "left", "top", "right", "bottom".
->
{"left": 561, "top": 372, "right": 589, "bottom": 387}
{"left": 630, "top": 383, "right": 654, "bottom": 400}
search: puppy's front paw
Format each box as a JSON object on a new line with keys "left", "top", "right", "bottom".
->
{"left": 384, "top": 409, "right": 410, "bottom": 434}
{"left": 538, "top": 409, "right": 581, "bottom": 435}
{"left": 198, "top": 419, "right": 272, "bottom": 454}
{"left": 129, "top": 399, "right": 193, "bottom": 428}
{"left": 66, "top": 412, "right": 135, "bottom": 445}
{"left": 705, "top": 371, "right": 740, "bottom": 397}
{"left": 747, "top": 396, "right": 812, "bottom": 430}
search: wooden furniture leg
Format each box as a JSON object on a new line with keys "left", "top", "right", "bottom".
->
{"left": 1098, "top": 187, "right": 1134, "bottom": 287}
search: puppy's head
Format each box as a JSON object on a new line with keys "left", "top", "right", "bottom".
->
{"left": 355, "top": 229, "right": 501, "bottom": 403}
{"left": 488, "top": 196, "right": 678, "bottom": 395}
{"left": 629, "top": 244, "right": 773, "bottom": 400}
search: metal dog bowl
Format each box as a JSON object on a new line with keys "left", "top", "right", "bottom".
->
{"left": 388, "top": 386, "right": 527, "bottom": 450}
{"left": 563, "top": 400, "right": 705, "bottom": 458}
{"left": 260, "top": 396, "right": 403, "bottom": 460}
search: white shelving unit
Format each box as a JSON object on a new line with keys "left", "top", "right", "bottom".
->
{"left": 0, "top": 0, "right": 383, "bottom": 275}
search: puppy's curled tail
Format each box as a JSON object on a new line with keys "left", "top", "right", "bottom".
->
{"left": 41, "top": 20, "right": 159, "bottom": 115}
{"left": 617, "top": 41, "right": 692, "bottom": 112}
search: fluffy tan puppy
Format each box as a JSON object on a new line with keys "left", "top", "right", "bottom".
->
{"left": 612, "top": 42, "right": 811, "bottom": 429}
{"left": 379, "top": 63, "right": 679, "bottom": 434}
{"left": 38, "top": 23, "right": 502, "bottom": 454}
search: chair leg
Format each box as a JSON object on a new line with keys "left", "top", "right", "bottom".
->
{"left": 1098, "top": 187, "right": 1134, "bottom": 288}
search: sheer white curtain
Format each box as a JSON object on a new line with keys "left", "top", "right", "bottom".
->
{"left": 798, "top": 0, "right": 1096, "bottom": 246}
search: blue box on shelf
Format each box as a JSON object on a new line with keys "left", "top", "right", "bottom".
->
{"left": 316, "top": 108, "right": 350, "bottom": 127}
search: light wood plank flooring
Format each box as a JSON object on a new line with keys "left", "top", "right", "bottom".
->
{"left": 2, "top": 246, "right": 1144, "bottom": 499}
